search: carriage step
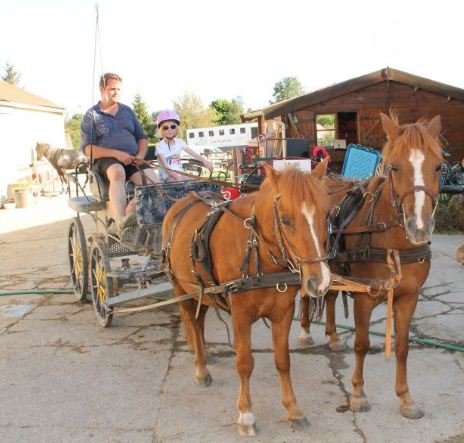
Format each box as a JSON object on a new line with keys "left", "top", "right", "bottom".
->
{"left": 68, "top": 196, "right": 106, "bottom": 212}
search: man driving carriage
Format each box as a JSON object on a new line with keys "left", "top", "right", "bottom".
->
{"left": 80, "top": 72, "right": 160, "bottom": 235}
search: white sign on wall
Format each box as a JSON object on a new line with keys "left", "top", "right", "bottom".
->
{"left": 272, "top": 159, "right": 312, "bottom": 172}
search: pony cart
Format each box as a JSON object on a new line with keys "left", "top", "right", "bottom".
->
{"left": 66, "top": 166, "right": 219, "bottom": 327}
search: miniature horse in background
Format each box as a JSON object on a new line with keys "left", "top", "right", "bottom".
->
{"left": 162, "top": 160, "right": 331, "bottom": 436}
{"left": 300, "top": 113, "right": 443, "bottom": 419}
{"left": 36, "top": 142, "right": 86, "bottom": 191}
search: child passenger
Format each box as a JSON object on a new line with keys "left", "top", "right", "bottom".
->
{"left": 155, "top": 110, "right": 213, "bottom": 182}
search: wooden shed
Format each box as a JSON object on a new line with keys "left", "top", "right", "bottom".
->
{"left": 241, "top": 67, "right": 464, "bottom": 172}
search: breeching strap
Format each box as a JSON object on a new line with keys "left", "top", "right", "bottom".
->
{"left": 385, "top": 249, "right": 402, "bottom": 358}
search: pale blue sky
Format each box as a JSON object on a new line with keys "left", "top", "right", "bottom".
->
{"left": 1, "top": 0, "right": 463, "bottom": 116}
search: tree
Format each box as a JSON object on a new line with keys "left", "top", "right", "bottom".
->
{"left": 65, "top": 114, "right": 83, "bottom": 149}
{"left": 271, "top": 76, "right": 304, "bottom": 103}
{"left": 210, "top": 98, "right": 244, "bottom": 125}
{"left": 172, "top": 93, "right": 217, "bottom": 138}
{"left": 133, "top": 93, "right": 156, "bottom": 142}
{"left": 1, "top": 62, "right": 21, "bottom": 87}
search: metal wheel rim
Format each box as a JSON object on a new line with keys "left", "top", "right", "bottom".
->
{"left": 90, "top": 238, "right": 114, "bottom": 327}
{"left": 67, "top": 218, "right": 88, "bottom": 301}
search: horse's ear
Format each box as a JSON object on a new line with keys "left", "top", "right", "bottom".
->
{"left": 311, "top": 157, "right": 329, "bottom": 181}
{"left": 428, "top": 115, "right": 441, "bottom": 139}
{"left": 380, "top": 113, "right": 398, "bottom": 141}
{"left": 262, "top": 162, "right": 278, "bottom": 188}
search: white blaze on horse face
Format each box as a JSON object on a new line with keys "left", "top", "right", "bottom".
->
{"left": 302, "top": 202, "right": 331, "bottom": 291}
{"left": 409, "top": 149, "right": 426, "bottom": 230}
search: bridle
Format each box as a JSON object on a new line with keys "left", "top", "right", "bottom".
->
{"left": 271, "top": 195, "right": 331, "bottom": 273}
{"left": 387, "top": 166, "right": 438, "bottom": 228}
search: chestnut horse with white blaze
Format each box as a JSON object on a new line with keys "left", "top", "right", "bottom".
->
{"left": 162, "top": 160, "right": 331, "bottom": 436}
{"left": 300, "top": 113, "right": 443, "bottom": 419}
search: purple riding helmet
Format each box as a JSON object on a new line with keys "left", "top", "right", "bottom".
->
{"left": 156, "top": 110, "right": 180, "bottom": 128}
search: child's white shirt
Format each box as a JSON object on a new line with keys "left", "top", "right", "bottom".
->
{"left": 155, "top": 138, "right": 187, "bottom": 180}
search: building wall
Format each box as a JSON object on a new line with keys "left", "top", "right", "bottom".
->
{"left": 0, "top": 106, "right": 65, "bottom": 201}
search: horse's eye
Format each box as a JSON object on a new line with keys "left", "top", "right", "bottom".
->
{"left": 435, "top": 164, "right": 442, "bottom": 172}
{"left": 281, "top": 216, "right": 294, "bottom": 227}
{"left": 390, "top": 164, "right": 399, "bottom": 172}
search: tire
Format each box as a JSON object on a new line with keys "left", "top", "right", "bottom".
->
{"left": 67, "top": 217, "right": 88, "bottom": 301}
{"left": 89, "top": 237, "right": 115, "bottom": 327}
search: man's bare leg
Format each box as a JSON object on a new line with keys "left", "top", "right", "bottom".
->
{"left": 106, "top": 163, "right": 127, "bottom": 222}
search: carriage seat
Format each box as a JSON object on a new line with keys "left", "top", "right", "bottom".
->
{"left": 89, "top": 170, "right": 135, "bottom": 202}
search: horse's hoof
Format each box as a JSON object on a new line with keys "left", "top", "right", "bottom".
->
{"left": 237, "top": 423, "right": 256, "bottom": 437}
{"left": 298, "top": 334, "right": 315, "bottom": 347}
{"left": 400, "top": 404, "right": 423, "bottom": 419}
{"left": 195, "top": 373, "right": 212, "bottom": 387}
{"left": 237, "top": 412, "right": 256, "bottom": 437}
{"left": 290, "top": 416, "right": 310, "bottom": 430}
{"left": 350, "top": 395, "right": 371, "bottom": 412}
{"left": 328, "top": 340, "right": 346, "bottom": 352}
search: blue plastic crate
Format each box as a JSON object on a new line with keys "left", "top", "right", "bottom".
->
{"left": 341, "top": 144, "right": 381, "bottom": 179}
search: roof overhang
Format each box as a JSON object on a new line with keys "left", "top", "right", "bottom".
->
{"left": 242, "top": 67, "right": 464, "bottom": 121}
{"left": 0, "top": 100, "right": 66, "bottom": 115}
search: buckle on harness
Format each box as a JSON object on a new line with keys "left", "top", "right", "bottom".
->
{"left": 225, "top": 282, "right": 239, "bottom": 294}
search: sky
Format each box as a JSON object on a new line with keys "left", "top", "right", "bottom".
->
{"left": 1, "top": 0, "right": 463, "bottom": 117}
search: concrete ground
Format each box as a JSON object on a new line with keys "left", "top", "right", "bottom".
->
{"left": 0, "top": 195, "right": 463, "bottom": 443}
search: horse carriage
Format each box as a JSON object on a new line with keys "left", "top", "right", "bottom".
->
{"left": 66, "top": 164, "right": 220, "bottom": 327}
{"left": 65, "top": 113, "right": 444, "bottom": 436}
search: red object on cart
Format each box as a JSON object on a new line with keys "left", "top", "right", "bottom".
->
{"left": 221, "top": 187, "right": 240, "bottom": 200}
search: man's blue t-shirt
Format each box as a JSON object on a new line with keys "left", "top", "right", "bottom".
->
{"left": 80, "top": 103, "right": 146, "bottom": 155}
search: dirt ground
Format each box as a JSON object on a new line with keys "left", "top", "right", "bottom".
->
{"left": 1, "top": 195, "right": 464, "bottom": 443}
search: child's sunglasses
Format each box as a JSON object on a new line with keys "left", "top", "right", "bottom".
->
{"left": 162, "top": 124, "right": 178, "bottom": 130}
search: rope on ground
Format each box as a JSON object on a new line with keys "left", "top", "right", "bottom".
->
{"left": 0, "top": 289, "right": 74, "bottom": 296}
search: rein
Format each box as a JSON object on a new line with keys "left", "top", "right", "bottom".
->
{"left": 142, "top": 161, "right": 259, "bottom": 191}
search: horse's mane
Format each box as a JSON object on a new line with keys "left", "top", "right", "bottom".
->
{"left": 382, "top": 118, "right": 443, "bottom": 163}
{"left": 270, "top": 167, "right": 329, "bottom": 215}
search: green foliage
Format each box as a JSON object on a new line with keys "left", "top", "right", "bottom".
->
{"left": 317, "top": 132, "right": 335, "bottom": 146}
{"left": 210, "top": 98, "right": 244, "bottom": 125}
{"left": 132, "top": 93, "right": 156, "bottom": 142}
{"left": 316, "top": 114, "right": 335, "bottom": 128}
{"left": 65, "top": 114, "right": 83, "bottom": 149}
{"left": 172, "top": 93, "right": 217, "bottom": 138}
{"left": 271, "top": 76, "right": 304, "bottom": 103}
{"left": 1, "top": 62, "right": 21, "bottom": 86}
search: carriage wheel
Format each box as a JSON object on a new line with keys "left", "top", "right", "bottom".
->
{"left": 89, "top": 237, "right": 115, "bottom": 327}
{"left": 67, "top": 217, "right": 88, "bottom": 301}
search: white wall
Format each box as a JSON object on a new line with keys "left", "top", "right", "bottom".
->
{"left": 0, "top": 106, "right": 65, "bottom": 201}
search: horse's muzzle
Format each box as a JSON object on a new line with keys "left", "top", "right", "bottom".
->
{"left": 302, "top": 263, "right": 332, "bottom": 298}
{"left": 405, "top": 216, "right": 435, "bottom": 245}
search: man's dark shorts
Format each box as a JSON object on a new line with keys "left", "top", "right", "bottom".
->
{"left": 94, "top": 158, "right": 151, "bottom": 180}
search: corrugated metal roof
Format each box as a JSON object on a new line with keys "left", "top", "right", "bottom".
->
{"left": 0, "top": 80, "right": 65, "bottom": 111}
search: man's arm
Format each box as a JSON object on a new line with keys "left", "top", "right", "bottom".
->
{"left": 84, "top": 144, "right": 134, "bottom": 165}
{"left": 135, "top": 138, "right": 148, "bottom": 160}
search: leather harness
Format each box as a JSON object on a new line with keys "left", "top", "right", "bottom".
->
{"left": 329, "top": 174, "right": 432, "bottom": 268}
{"left": 163, "top": 191, "right": 330, "bottom": 313}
